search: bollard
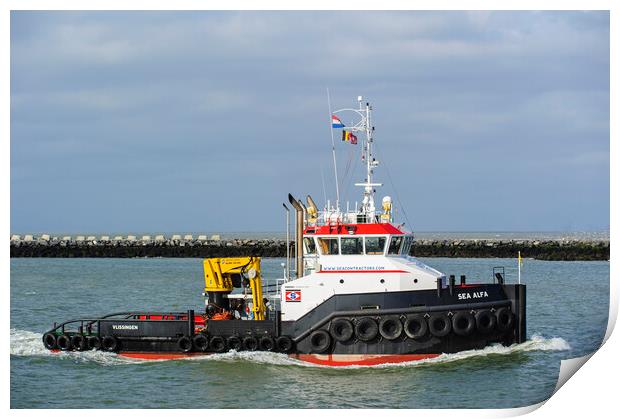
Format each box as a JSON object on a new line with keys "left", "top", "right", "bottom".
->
{"left": 460, "top": 275, "right": 466, "bottom": 285}
{"left": 449, "top": 275, "right": 455, "bottom": 296}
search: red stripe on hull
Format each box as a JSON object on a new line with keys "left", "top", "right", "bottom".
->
{"left": 291, "top": 353, "right": 440, "bottom": 366}
{"left": 318, "top": 270, "right": 407, "bottom": 274}
{"left": 119, "top": 352, "right": 206, "bottom": 360}
{"left": 115, "top": 352, "right": 440, "bottom": 365}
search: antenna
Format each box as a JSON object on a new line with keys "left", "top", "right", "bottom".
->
{"left": 326, "top": 88, "right": 340, "bottom": 210}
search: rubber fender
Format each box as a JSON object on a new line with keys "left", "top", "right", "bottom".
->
{"left": 259, "top": 336, "right": 275, "bottom": 351}
{"left": 86, "top": 336, "right": 101, "bottom": 351}
{"left": 330, "top": 318, "right": 354, "bottom": 342}
{"left": 309, "top": 330, "right": 331, "bottom": 353}
{"left": 71, "top": 334, "right": 87, "bottom": 351}
{"left": 404, "top": 314, "right": 428, "bottom": 340}
{"left": 101, "top": 336, "right": 118, "bottom": 352}
{"left": 275, "top": 335, "right": 294, "bottom": 353}
{"left": 355, "top": 317, "right": 379, "bottom": 342}
{"left": 495, "top": 307, "right": 514, "bottom": 331}
{"left": 226, "top": 335, "right": 242, "bottom": 351}
{"left": 56, "top": 334, "right": 73, "bottom": 351}
{"left": 379, "top": 316, "right": 403, "bottom": 340}
{"left": 428, "top": 313, "right": 452, "bottom": 337}
{"left": 242, "top": 336, "right": 259, "bottom": 351}
{"left": 452, "top": 311, "right": 475, "bottom": 336}
{"left": 475, "top": 310, "right": 496, "bottom": 334}
{"left": 177, "top": 335, "right": 193, "bottom": 353}
{"left": 42, "top": 333, "right": 57, "bottom": 350}
{"left": 209, "top": 335, "right": 226, "bottom": 353}
{"left": 192, "top": 334, "right": 209, "bottom": 352}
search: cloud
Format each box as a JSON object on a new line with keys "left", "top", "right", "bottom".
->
{"left": 10, "top": 11, "right": 610, "bottom": 233}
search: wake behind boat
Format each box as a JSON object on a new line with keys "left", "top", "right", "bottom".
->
{"left": 42, "top": 96, "right": 526, "bottom": 366}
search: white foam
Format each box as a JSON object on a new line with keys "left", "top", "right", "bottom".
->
{"left": 10, "top": 328, "right": 570, "bottom": 368}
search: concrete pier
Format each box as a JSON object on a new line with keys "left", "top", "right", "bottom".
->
{"left": 9, "top": 234, "right": 609, "bottom": 260}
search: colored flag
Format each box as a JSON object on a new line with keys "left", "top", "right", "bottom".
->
{"left": 332, "top": 115, "right": 345, "bottom": 128}
{"left": 341, "top": 130, "right": 357, "bottom": 144}
{"left": 518, "top": 251, "right": 522, "bottom": 267}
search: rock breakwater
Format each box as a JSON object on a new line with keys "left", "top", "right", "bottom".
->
{"left": 9, "top": 235, "right": 609, "bottom": 261}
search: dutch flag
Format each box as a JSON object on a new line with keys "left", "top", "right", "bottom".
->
{"left": 332, "top": 115, "right": 345, "bottom": 128}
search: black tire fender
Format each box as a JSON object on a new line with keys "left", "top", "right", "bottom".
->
{"left": 86, "top": 336, "right": 101, "bottom": 351}
{"left": 428, "top": 313, "right": 452, "bottom": 337}
{"left": 227, "top": 335, "right": 242, "bottom": 351}
{"left": 309, "top": 330, "right": 331, "bottom": 353}
{"left": 355, "top": 317, "right": 379, "bottom": 342}
{"left": 495, "top": 307, "right": 514, "bottom": 331}
{"left": 452, "top": 311, "right": 475, "bottom": 336}
{"left": 330, "top": 318, "right": 354, "bottom": 342}
{"left": 71, "top": 334, "right": 86, "bottom": 351}
{"left": 259, "top": 336, "right": 275, "bottom": 352}
{"left": 275, "top": 335, "right": 294, "bottom": 353}
{"left": 404, "top": 314, "right": 428, "bottom": 339}
{"left": 101, "top": 336, "right": 118, "bottom": 352}
{"left": 42, "top": 333, "right": 57, "bottom": 350}
{"left": 242, "top": 336, "right": 259, "bottom": 351}
{"left": 56, "top": 334, "right": 73, "bottom": 351}
{"left": 209, "top": 335, "right": 226, "bottom": 353}
{"left": 192, "top": 334, "right": 209, "bottom": 352}
{"left": 177, "top": 335, "right": 193, "bottom": 353}
{"left": 379, "top": 316, "right": 404, "bottom": 340}
{"left": 475, "top": 309, "right": 496, "bottom": 334}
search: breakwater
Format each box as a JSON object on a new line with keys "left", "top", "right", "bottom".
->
{"left": 9, "top": 234, "right": 609, "bottom": 261}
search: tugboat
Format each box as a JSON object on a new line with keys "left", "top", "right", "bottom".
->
{"left": 42, "top": 96, "right": 526, "bottom": 366}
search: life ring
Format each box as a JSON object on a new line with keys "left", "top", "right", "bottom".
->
{"left": 452, "top": 311, "right": 475, "bottom": 336}
{"left": 355, "top": 317, "right": 379, "bottom": 342}
{"left": 259, "top": 336, "right": 275, "bottom": 351}
{"left": 309, "top": 330, "right": 331, "bottom": 353}
{"left": 379, "top": 316, "right": 403, "bottom": 340}
{"left": 404, "top": 314, "right": 428, "bottom": 339}
{"left": 227, "top": 335, "right": 242, "bottom": 351}
{"left": 42, "top": 333, "right": 57, "bottom": 350}
{"left": 192, "top": 334, "right": 209, "bottom": 352}
{"left": 177, "top": 336, "right": 193, "bottom": 353}
{"left": 71, "top": 334, "right": 86, "bottom": 351}
{"left": 86, "top": 336, "right": 101, "bottom": 351}
{"left": 330, "top": 318, "right": 354, "bottom": 342}
{"left": 101, "top": 336, "right": 118, "bottom": 352}
{"left": 275, "top": 335, "right": 294, "bottom": 353}
{"left": 428, "top": 313, "right": 452, "bottom": 337}
{"left": 56, "top": 334, "right": 73, "bottom": 351}
{"left": 242, "top": 336, "right": 259, "bottom": 351}
{"left": 209, "top": 335, "right": 226, "bottom": 353}
{"left": 475, "top": 310, "right": 496, "bottom": 333}
{"left": 495, "top": 307, "right": 514, "bottom": 331}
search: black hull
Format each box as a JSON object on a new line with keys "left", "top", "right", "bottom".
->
{"left": 43, "top": 283, "right": 526, "bottom": 363}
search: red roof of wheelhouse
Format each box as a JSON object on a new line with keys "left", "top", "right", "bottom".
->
{"left": 304, "top": 223, "right": 406, "bottom": 236}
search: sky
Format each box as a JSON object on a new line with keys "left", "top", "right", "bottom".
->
{"left": 10, "top": 11, "right": 610, "bottom": 233}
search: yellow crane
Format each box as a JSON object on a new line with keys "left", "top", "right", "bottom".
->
{"left": 202, "top": 257, "right": 266, "bottom": 320}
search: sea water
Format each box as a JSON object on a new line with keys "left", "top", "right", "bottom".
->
{"left": 10, "top": 257, "right": 609, "bottom": 408}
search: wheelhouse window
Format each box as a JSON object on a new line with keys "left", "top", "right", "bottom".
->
{"left": 303, "top": 237, "right": 317, "bottom": 255}
{"left": 401, "top": 236, "right": 413, "bottom": 256}
{"left": 317, "top": 237, "right": 339, "bottom": 255}
{"left": 364, "top": 236, "right": 387, "bottom": 255}
{"left": 388, "top": 236, "right": 403, "bottom": 255}
{"left": 341, "top": 237, "right": 363, "bottom": 255}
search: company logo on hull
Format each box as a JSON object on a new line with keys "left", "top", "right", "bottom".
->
{"left": 285, "top": 290, "right": 302, "bottom": 302}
